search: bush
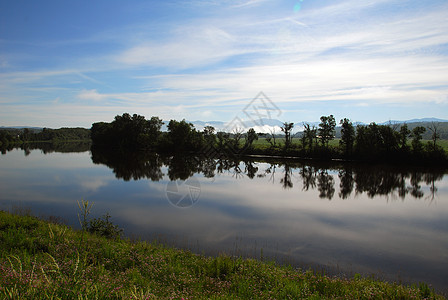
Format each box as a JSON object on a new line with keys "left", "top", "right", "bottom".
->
{"left": 87, "top": 213, "right": 123, "bottom": 239}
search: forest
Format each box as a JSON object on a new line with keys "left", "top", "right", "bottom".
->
{"left": 1, "top": 113, "right": 446, "bottom": 165}
{"left": 90, "top": 113, "right": 448, "bottom": 165}
{"left": 0, "top": 127, "right": 90, "bottom": 148}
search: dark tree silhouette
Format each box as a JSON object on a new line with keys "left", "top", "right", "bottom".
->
{"left": 301, "top": 123, "right": 317, "bottom": 151}
{"left": 244, "top": 128, "right": 258, "bottom": 149}
{"left": 281, "top": 122, "right": 294, "bottom": 149}
{"left": 318, "top": 115, "right": 336, "bottom": 148}
{"left": 411, "top": 126, "right": 426, "bottom": 153}
{"left": 427, "top": 122, "right": 441, "bottom": 151}
{"left": 339, "top": 118, "right": 355, "bottom": 156}
{"left": 398, "top": 123, "right": 411, "bottom": 151}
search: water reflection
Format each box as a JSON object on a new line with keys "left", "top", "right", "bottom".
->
{"left": 1, "top": 147, "right": 447, "bottom": 292}
{"left": 91, "top": 149, "right": 164, "bottom": 181}
{"left": 1, "top": 141, "right": 91, "bottom": 156}
{"left": 90, "top": 148, "right": 445, "bottom": 201}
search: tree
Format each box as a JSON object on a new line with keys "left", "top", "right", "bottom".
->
{"left": 354, "top": 124, "right": 377, "bottom": 157}
{"left": 148, "top": 116, "right": 164, "bottom": 146}
{"left": 318, "top": 115, "right": 336, "bottom": 148}
{"left": 21, "top": 128, "right": 30, "bottom": 141}
{"left": 203, "top": 126, "right": 216, "bottom": 146}
{"left": 427, "top": 122, "right": 441, "bottom": 151}
{"left": 167, "top": 119, "right": 195, "bottom": 151}
{"left": 216, "top": 131, "right": 230, "bottom": 151}
{"left": 301, "top": 123, "right": 317, "bottom": 151}
{"left": 244, "top": 128, "right": 258, "bottom": 149}
{"left": 398, "top": 124, "right": 411, "bottom": 151}
{"left": 339, "top": 118, "right": 355, "bottom": 156}
{"left": 281, "top": 122, "right": 294, "bottom": 149}
{"left": 378, "top": 124, "right": 399, "bottom": 154}
{"left": 411, "top": 126, "right": 426, "bottom": 153}
{"left": 91, "top": 122, "right": 114, "bottom": 146}
{"left": 266, "top": 128, "right": 277, "bottom": 147}
{"left": 232, "top": 127, "right": 245, "bottom": 150}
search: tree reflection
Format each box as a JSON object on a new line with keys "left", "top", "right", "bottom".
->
{"left": 166, "top": 155, "right": 201, "bottom": 181}
{"left": 317, "top": 169, "right": 335, "bottom": 200}
{"left": 423, "top": 172, "right": 443, "bottom": 203}
{"left": 199, "top": 158, "right": 217, "bottom": 179}
{"left": 354, "top": 168, "right": 406, "bottom": 198}
{"left": 244, "top": 160, "right": 258, "bottom": 179}
{"left": 89, "top": 148, "right": 445, "bottom": 201}
{"left": 300, "top": 165, "right": 317, "bottom": 191}
{"left": 91, "top": 148, "right": 164, "bottom": 181}
{"left": 280, "top": 163, "right": 293, "bottom": 189}
{"left": 338, "top": 167, "right": 354, "bottom": 199}
{"left": 0, "top": 141, "right": 91, "bottom": 156}
{"left": 409, "top": 172, "right": 424, "bottom": 198}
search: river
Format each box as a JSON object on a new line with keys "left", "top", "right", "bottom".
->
{"left": 1, "top": 146, "right": 447, "bottom": 293}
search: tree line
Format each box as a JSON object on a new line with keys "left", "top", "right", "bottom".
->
{"left": 0, "top": 127, "right": 90, "bottom": 148}
{"left": 90, "top": 113, "right": 259, "bottom": 153}
{"left": 296, "top": 116, "right": 445, "bottom": 163}
{"left": 91, "top": 113, "right": 447, "bottom": 165}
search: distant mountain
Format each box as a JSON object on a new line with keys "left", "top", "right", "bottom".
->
{"left": 187, "top": 119, "right": 284, "bottom": 133}
{"left": 0, "top": 126, "right": 43, "bottom": 130}
{"left": 380, "top": 118, "right": 448, "bottom": 125}
{"left": 185, "top": 117, "right": 448, "bottom": 134}
{"left": 184, "top": 117, "right": 448, "bottom": 138}
{"left": 3, "top": 117, "right": 447, "bottom": 135}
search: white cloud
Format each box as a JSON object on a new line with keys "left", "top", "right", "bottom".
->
{"left": 117, "top": 25, "right": 241, "bottom": 70}
{"left": 77, "top": 89, "right": 108, "bottom": 102}
{"left": 231, "top": 0, "right": 271, "bottom": 8}
{"left": 1, "top": 0, "right": 448, "bottom": 126}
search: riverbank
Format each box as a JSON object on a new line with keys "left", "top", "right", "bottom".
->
{"left": 0, "top": 211, "right": 444, "bottom": 299}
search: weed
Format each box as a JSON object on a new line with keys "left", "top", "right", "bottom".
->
{"left": 87, "top": 213, "right": 123, "bottom": 239}
{"left": 76, "top": 198, "right": 93, "bottom": 231}
{"left": 0, "top": 211, "right": 445, "bottom": 299}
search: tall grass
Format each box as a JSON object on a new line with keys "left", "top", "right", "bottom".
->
{"left": 0, "top": 210, "right": 444, "bottom": 299}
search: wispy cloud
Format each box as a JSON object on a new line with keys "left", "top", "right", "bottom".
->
{"left": 231, "top": 0, "right": 272, "bottom": 8}
{"left": 1, "top": 0, "right": 447, "bottom": 126}
{"left": 117, "top": 26, "right": 240, "bottom": 69}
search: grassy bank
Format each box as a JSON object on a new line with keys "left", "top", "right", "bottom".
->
{"left": 0, "top": 211, "right": 444, "bottom": 299}
{"left": 252, "top": 138, "right": 448, "bottom": 152}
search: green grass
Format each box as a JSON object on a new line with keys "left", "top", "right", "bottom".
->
{"left": 437, "top": 139, "right": 448, "bottom": 151}
{"left": 251, "top": 137, "right": 448, "bottom": 152}
{"left": 0, "top": 210, "right": 444, "bottom": 299}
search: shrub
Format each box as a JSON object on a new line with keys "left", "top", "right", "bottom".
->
{"left": 87, "top": 213, "right": 123, "bottom": 239}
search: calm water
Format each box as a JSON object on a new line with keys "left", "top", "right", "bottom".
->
{"left": 1, "top": 147, "right": 447, "bottom": 293}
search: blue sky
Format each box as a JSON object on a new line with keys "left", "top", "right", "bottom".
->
{"left": 1, "top": 0, "right": 447, "bottom": 128}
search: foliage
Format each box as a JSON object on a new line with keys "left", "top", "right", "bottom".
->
{"left": 301, "top": 123, "right": 317, "bottom": 151}
{"left": 91, "top": 113, "right": 155, "bottom": 150}
{"left": 339, "top": 118, "right": 355, "bottom": 156}
{"left": 281, "top": 122, "right": 294, "bottom": 149}
{"left": 412, "top": 126, "right": 426, "bottom": 153}
{"left": 86, "top": 112, "right": 448, "bottom": 165}
{"left": 76, "top": 198, "right": 93, "bottom": 231}
{"left": 427, "top": 122, "right": 441, "bottom": 151}
{"left": 87, "top": 213, "right": 123, "bottom": 239}
{"left": 203, "top": 125, "right": 216, "bottom": 145}
{"left": 0, "top": 127, "right": 90, "bottom": 147}
{"left": 0, "top": 211, "right": 444, "bottom": 299}
{"left": 354, "top": 123, "right": 402, "bottom": 160}
{"left": 399, "top": 123, "right": 411, "bottom": 150}
{"left": 318, "top": 115, "right": 336, "bottom": 148}
{"left": 166, "top": 119, "right": 204, "bottom": 152}
{"left": 244, "top": 128, "right": 258, "bottom": 149}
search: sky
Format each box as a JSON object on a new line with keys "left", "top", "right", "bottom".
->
{"left": 0, "top": 0, "right": 447, "bottom": 128}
